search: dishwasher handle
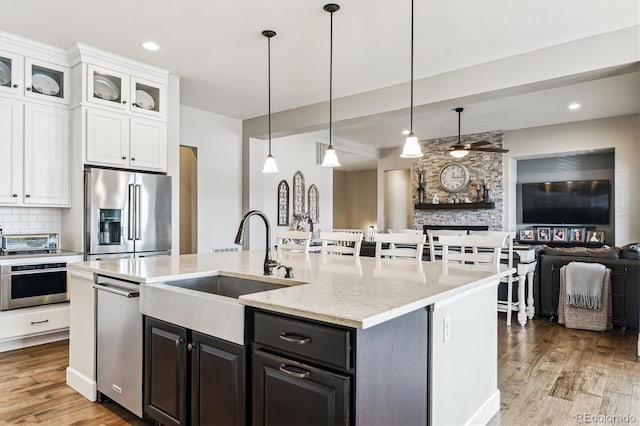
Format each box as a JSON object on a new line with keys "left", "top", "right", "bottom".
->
{"left": 93, "top": 283, "right": 140, "bottom": 298}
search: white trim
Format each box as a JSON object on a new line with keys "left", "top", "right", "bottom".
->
{"left": 465, "top": 389, "right": 501, "bottom": 426}
{"left": 0, "top": 31, "right": 70, "bottom": 66}
{"left": 66, "top": 366, "right": 97, "bottom": 402}
{"left": 0, "top": 329, "right": 68, "bottom": 353}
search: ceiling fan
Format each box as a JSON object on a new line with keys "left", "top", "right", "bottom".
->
{"left": 439, "top": 107, "right": 509, "bottom": 158}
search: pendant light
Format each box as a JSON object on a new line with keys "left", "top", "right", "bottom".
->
{"left": 321, "top": 3, "right": 341, "bottom": 168}
{"left": 261, "top": 30, "right": 279, "bottom": 173}
{"left": 449, "top": 107, "right": 470, "bottom": 158}
{"left": 400, "top": 0, "right": 423, "bottom": 158}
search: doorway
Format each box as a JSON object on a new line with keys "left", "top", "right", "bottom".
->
{"left": 180, "top": 145, "right": 198, "bottom": 254}
{"left": 384, "top": 169, "right": 412, "bottom": 231}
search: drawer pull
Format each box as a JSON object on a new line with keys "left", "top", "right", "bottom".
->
{"left": 31, "top": 319, "right": 49, "bottom": 325}
{"left": 279, "top": 363, "right": 310, "bottom": 379}
{"left": 279, "top": 332, "right": 311, "bottom": 345}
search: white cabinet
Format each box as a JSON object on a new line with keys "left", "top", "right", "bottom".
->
{"left": 0, "top": 51, "right": 71, "bottom": 105}
{"left": 23, "top": 104, "right": 70, "bottom": 206}
{"left": 0, "top": 102, "right": 69, "bottom": 207}
{"left": 86, "top": 109, "right": 167, "bottom": 172}
{"left": 0, "top": 98, "right": 23, "bottom": 204}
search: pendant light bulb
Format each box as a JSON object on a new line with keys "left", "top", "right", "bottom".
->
{"left": 262, "top": 154, "right": 279, "bottom": 173}
{"left": 401, "top": 0, "right": 423, "bottom": 159}
{"left": 261, "top": 29, "right": 278, "bottom": 174}
{"left": 321, "top": 3, "right": 341, "bottom": 168}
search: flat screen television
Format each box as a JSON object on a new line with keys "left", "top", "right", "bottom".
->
{"left": 521, "top": 180, "right": 610, "bottom": 224}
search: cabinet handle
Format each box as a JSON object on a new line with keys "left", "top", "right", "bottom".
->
{"left": 25, "top": 194, "right": 31, "bottom": 198}
{"left": 279, "top": 332, "right": 311, "bottom": 345}
{"left": 26, "top": 87, "right": 32, "bottom": 91}
{"left": 31, "top": 319, "right": 49, "bottom": 325}
{"left": 279, "top": 364, "right": 310, "bottom": 379}
{"left": 131, "top": 157, "right": 136, "bottom": 161}
{"left": 12, "top": 194, "right": 18, "bottom": 198}
{"left": 122, "top": 100, "right": 127, "bottom": 104}
{"left": 12, "top": 84, "right": 18, "bottom": 88}
{"left": 187, "top": 342, "right": 197, "bottom": 352}
{"left": 122, "top": 156, "right": 126, "bottom": 160}
{"left": 175, "top": 337, "right": 184, "bottom": 347}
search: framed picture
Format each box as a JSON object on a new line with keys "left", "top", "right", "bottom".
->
{"left": 536, "top": 227, "right": 551, "bottom": 242}
{"left": 519, "top": 229, "right": 535, "bottom": 241}
{"left": 552, "top": 227, "right": 567, "bottom": 241}
{"left": 568, "top": 227, "right": 586, "bottom": 243}
{"left": 587, "top": 230, "right": 605, "bottom": 243}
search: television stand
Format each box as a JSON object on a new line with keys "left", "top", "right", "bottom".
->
{"left": 516, "top": 241, "right": 605, "bottom": 248}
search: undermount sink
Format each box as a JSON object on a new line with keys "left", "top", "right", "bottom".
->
{"left": 139, "top": 274, "right": 292, "bottom": 345}
{"left": 163, "top": 275, "right": 287, "bottom": 298}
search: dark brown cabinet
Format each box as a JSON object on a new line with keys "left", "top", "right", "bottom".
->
{"left": 143, "top": 316, "right": 246, "bottom": 426}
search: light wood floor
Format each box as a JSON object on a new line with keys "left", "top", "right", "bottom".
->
{"left": 0, "top": 318, "right": 638, "bottom": 425}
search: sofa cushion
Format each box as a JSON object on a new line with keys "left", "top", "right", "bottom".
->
{"left": 540, "top": 246, "right": 620, "bottom": 258}
{"left": 620, "top": 243, "right": 640, "bottom": 260}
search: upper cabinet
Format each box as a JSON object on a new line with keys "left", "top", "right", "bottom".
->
{"left": 0, "top": 51, "right": 24, "bottom": 96}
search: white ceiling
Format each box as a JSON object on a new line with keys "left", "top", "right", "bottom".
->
{"left": 1, "top": 0, "right": 638, "bottom": 120}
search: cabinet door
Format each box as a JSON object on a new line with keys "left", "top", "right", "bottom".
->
{"left": 0, "top": 51, "right": 24, "bottom": 97}
{"left": 0, "top": 98, "right": 23, "bottom": 204}
{"left": 24, "top": 58, "right": 71, "bottom": 105}
{"left": 87, "top": 64, "right": 129, "bottom": 110}
{"left": 130, "top": 76, "right": 167, "bottom": 120}
{"left": 191, "top": 331, "right": 245, "bottom": 426}
{"left": 144, "top": 317, "right": 188, "bottom": 426}
{"left": 23, "top": 103, "right": 70, "bottom": 206}
{"left": 86, "top": 108, "right": 129, "bottom": 167}
{"left": 253, "top": 349, "right": 350, "bottom": 426}
{"left": 129, "top": 117, "right": 167, "bottom": 171}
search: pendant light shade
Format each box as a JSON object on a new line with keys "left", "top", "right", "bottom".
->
{"left": 321, "top": 3, "right": 341, "bottom": 168}
{"left": 262, "top": 30, "right": 279, "bottom": 174}
{"left": 400, "top": 0, "right": 423, "bottom": 159}
{"left": 449, "top": 149, "right": 469, "bottom": 158}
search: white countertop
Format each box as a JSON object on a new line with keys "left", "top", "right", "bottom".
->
{"left": 68, "top": 251, "right": 512, "bottom": 329}
{"left": 0, "top": 250, "right": 83, "bottom": 265}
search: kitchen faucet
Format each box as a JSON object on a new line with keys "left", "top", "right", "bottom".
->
{"left": 234, "top": 210, "right": 279, "bottom": 275}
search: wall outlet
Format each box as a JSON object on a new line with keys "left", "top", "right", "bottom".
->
{"left": 443, "top": 315, "right": 451, "bottom": 343}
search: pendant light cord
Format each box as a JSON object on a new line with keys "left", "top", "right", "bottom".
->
{"left": 458, "top": 109, "right": 461, "bottom": 143}
{"left": 329, "top": 8, "right": 334, "bottom": 149}
{"left": 410, "top": 0, "right": 414, "bottom": 134}
{"left": 268, "top": 35, "right": 272, "bottom": 155}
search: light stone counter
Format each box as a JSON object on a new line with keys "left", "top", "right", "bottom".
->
{"left": 68, "top": 250, "right": 512, "bottom": 329}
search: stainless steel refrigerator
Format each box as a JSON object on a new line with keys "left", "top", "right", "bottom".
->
{"left": 85, "top": 168, "right": 172, "bottom": 260}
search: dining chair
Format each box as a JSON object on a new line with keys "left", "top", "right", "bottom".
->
{"left": 426, "top": 229, "right": 467, "bottom": 261}
{"left": 389, "top": 228, "right": 424, "bottom": 235}
{"left": 438, "top": 234, "right": 508, "bottom": 267}
{"left": 373, "top": 232, "right": 426, "bottom": 260}
{"left": 320, "top": 231, "right": 363, "bottom": 256}
{"left": 469, "top": 231, "right": 519, "bottom": 326}
{"left": 276, "top": 230, "right": 312, "bottom": 253}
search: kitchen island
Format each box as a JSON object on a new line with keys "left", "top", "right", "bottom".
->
{"left": 66, "top": 251, "right": 512, "bottom": 425}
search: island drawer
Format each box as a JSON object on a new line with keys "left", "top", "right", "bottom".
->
{"left": 253, "top": 312, "right": 351, "bottom": 370}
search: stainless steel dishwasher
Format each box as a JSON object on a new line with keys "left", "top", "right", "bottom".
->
{"left": 93, "top": 276, "right": 143, "bottom": 418}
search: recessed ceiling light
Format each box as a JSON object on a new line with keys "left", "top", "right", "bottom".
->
{"left": 142, "top": 41, "right": 159, "bottom": 51}
{"left": 568, "top": 103, "right": 581, "bottom": 110}
{"left": 402, "top": 129, "right": 410, "bottom": 135}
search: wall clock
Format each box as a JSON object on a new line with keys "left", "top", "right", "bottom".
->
{"left": 439, "top": 163, "right": 470, "bottom": 192}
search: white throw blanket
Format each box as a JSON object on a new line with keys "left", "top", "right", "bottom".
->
{"left": 565, "top": 262, "right": 606, "bottom": 310}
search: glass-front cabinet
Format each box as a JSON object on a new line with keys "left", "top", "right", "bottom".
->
{"left": 87, "top": 64, "right": 130, "bottom": 110}
{"left": 24, "top": 58, "right": 71, "bottom": 105}
{"left": 130, "top": 76, "right": 166, "bottom": 119}
{"left": 0, "top": 51, "right": 24, "bottom": 96}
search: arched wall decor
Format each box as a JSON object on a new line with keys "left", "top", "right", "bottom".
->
{"left": 277, "top": 180, "right": 290, "bottom": 226}
{"left": 308, "top": 184, "right": 319, "bottom": 224}
{"left": 292, "top": 171, "right": 306, "bottom": 216}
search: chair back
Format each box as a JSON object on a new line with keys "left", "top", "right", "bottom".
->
{"left": 320, "top": 231, "right": 363, "bottom": 256}
{"left": 426, "top": 229, "right": 467, "bottom": 261}
{"left": 276, "top": 231, "right": 311, "bottom": 253}
{"left": 374, "top": 232, "right": 426, "bottom": 260}
{"left": 389, "top": 228, "right": 423, "bottom": 235}
{"left": 469, "top": 230, "right": 516, "bottom": 268}
{"left": 438, "top": 234, "right": 508, "bottom": 267}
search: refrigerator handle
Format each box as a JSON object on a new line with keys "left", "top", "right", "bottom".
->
{"left": 135, "top": 184, "right": 141, "bottom": 240}
{"left": 128, "top": 184, "right": 135, "bottom": 241}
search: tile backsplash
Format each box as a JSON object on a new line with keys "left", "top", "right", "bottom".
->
{"left": 0, "top": 207, "right": 62, "bottom": 235}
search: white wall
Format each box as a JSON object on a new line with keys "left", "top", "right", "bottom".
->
{"left": 333, "top": 170, "right": 377, "bottom": 230}
{"left": 249, "top": 132, "right": 333, "bottom": 249}
{"left": 180, "top": 106, "right": 243, "bottom": 253}
{"left": 503, "top": 114, "right": 640, "bottom": 246}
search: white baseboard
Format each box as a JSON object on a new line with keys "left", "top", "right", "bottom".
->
{"left": 66, "top": 366, "right": 97, "bottom": 402}
{"left": 466, "top": 390, "right": 501, "bottom": 426}
{"left": 0, "top": 330, "right": 68, "bottom": 353}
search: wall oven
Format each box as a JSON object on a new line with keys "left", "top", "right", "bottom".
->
{"left": 0, "top": 260, "right": 69, "bottom": 311}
